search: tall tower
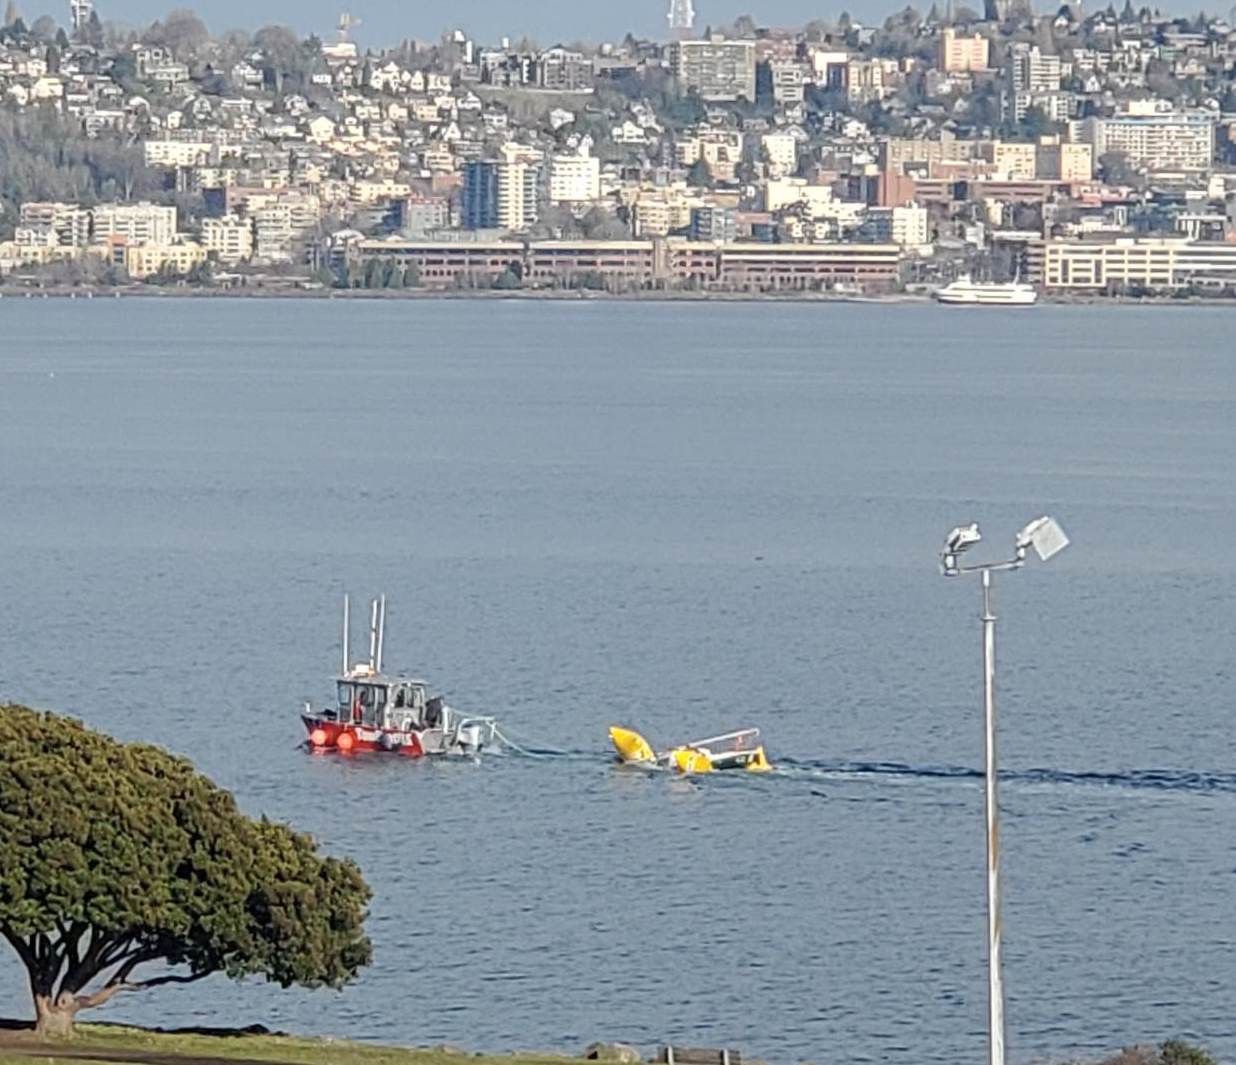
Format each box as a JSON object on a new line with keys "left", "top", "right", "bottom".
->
{"left": 70, "top": 0, "right": 92, "bottom": 33}
{"left": 668, "top": 0, "right": 695, "bottom": 40}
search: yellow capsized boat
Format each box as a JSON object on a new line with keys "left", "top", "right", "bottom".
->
{"left": 609, "top": 725, "right": 657, "bottom": 766}
{"left": 610, "top": 726, "right": 772, "bottom": 775}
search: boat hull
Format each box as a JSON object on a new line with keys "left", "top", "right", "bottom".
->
{"left": 302, "top": 715, "right": 425, "bottom": 756}
{"left": 609, "top": 726, "right": 657, "bottom": 766}
{"left": 936, "top": 284, "right": 1037, "bottom": 306}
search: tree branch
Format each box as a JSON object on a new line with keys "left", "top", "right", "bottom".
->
{"left": 74, "top": 968, "right": 212, "bottom": 1011}
{"left": 59, "top": 933, "right": 135, "bottom": 997}
{"left": 6, "top": 929, "right": 56, "bottom": 997}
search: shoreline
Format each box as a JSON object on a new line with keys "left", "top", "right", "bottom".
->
{"left": 3, "top": 285, "right": 1236, "bottom": 307}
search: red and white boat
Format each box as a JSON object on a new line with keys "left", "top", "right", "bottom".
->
{"left": 302, "top": 595, "right": 494, "bottom": 757}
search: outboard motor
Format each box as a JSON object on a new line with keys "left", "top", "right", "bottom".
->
{"left": 456, "top": 722, "right": 484, "bottom": 754}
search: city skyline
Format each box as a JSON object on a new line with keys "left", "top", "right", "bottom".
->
{"left": 12, "top": 0, "right": 1198, "bottom": 46}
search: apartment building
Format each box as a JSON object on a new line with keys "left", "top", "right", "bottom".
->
{"left": 1009, "top": 44, "right": 1062, "bottom": 93}
{"left": 761, "top": 132, "right": 798, "bottom": 175}
{"left": 670, "top": 39, "right": 757, "bottom": 101}
{"left": 1079, "top": 106, "right": 1215, "bottom": 172}
{"left": 938, "top": 28, "right": 990, "bottom": 73}
{"left": 144, "top": 140, "right": 212, "bottom": 168}
{"left": 864, "top": 204, "right": 930, "bottom": 246}
{"left": 201, "top": 216, "right": 255, "bottom": 264}
{"left": 18, "top": 202, "right": 92, "bottom": 246}
{"left": 92, "top": 203, "right": 177, "bottom": 246}
{"left": 676, "top": 129, "right": 744, "bottom": 183}
{"left": 548, "top": 152, "right": 601, "bottom": 204}
{"left": 1035, "top": 137, "right": 1093, "bottom": 181}
{"left": 252, "top": 193, "right": 321, "bottom": 263}
{"left": 124, "top": 240, "right": 207, "bottom": 279}
{"left": 497, "top": 145, "right": 542, "bottom": 231}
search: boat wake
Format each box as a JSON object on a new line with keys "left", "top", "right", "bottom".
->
{"left": 775, "top": 758, "right": 1236, "bottom": 796}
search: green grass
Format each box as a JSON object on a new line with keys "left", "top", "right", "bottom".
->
{"left": 0, "top": 1024, "right": 589, "bottom": 1065}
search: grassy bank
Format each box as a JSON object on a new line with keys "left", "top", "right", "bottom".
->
{"left": 0, "top": 1024, "right": 587, "bottom": 1065}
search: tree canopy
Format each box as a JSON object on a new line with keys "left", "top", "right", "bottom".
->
{"left": 0, "top": 705, "right": 372, "bottom": 1037}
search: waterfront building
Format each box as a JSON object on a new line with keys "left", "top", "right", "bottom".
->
{"left": 670, "top": 39, "right": 757, "bottom": 101}
{"left": 92, "top": 203, "right": 177, "bottom": 246}
{"left": 1034, "top": 237, "right": 1236, "bottom": 289}
{"left": 349, "top": 237, "right": 903, "bottom": 292}
{"left": 462, "top": 161, "right": 500, "bottom": 229}
{"left": 18, "top": 202, "right": 91, "bottom": 246}
{"left": 201, "top": 216, "right": 254, "bottom": 264}
{"left": 123, "top": 240, "right": 207, "bottom": 279}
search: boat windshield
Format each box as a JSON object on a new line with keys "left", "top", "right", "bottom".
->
{"left": 337, "top": 682, "right": 387, "bottom": 724}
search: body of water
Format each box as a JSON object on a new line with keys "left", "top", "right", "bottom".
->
{"left": 1, "top": 298, "right": 1234, "bottom": 1064}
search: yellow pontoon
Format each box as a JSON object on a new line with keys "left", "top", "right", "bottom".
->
{"left": 609, "top": 726, "right": 772, "bottom": 775}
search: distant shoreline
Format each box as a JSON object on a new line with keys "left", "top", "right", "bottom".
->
{"left": 3, "top": 286, "right": 1236, "bottom": 307}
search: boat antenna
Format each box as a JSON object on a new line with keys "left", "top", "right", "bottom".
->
{"left": 368, "top": 597, "right": 378, "bottom": 671}
{"left": 376, "top": 594, "right": 386, "bottom": 674}
{"left": 342, "top": 594, "right": 350, "bottom": 675}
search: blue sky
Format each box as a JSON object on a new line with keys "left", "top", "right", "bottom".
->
{"left": 24, "top": 0, "right": 884, "bottom": 45}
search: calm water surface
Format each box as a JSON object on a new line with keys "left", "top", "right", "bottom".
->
{"left": 0, "top": 298, "right": 1234, "bottom": 1064}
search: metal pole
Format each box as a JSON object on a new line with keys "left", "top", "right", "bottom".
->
{"left": 982, "top": 568, "right": 1006, "bottom": 1065}
{"left": 376, "top": 594, "right": 385, "bottom": 674}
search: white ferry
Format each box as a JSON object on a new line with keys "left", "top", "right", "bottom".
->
{"left": 936, "top": 276, "right": 1038, "bottom": 306}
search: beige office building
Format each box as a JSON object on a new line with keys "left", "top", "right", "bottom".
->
{"left": 1039, "top": 238, "right": 1236, "bottom": 290}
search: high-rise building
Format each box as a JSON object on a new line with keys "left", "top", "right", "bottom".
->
{"left": 464, "top": 148, "right": 543, "bottom": 232}
{"left": 1005, "top": 43, "right": 1062, "bottom": 120}
{"left": 462, "top": 161, "right": 500, "bottom": 229}
{"left": 1008, "top": 43, "right": 1061, "bottom": 93}
{"left": 670, "top": 39, "right": 756, "bottom": 101}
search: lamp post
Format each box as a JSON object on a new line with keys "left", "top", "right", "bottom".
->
{"left": 939, "top": 516, "right": 1070, "bottom": 1065}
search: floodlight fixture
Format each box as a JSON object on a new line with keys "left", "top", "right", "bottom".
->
{"left": 1016, "top": 515, "right": 1070, "bottom": 563}
{"left": 940, "top": 522, "right": 982, "bottom": 576}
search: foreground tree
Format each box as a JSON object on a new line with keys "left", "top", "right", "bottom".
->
{"left": 0, "top": 705, "right": 372, "bottom": 1038}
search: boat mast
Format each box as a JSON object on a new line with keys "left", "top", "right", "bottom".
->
{"left": 368, "top": 597, "right": 379, "bottom": 671}
{"left": 342, "top": 594, "right": 350, "bottom": 675}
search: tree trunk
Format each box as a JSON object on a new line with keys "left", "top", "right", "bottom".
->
{"left": 33, "top": 992, "right": 79, "bottom": 1039}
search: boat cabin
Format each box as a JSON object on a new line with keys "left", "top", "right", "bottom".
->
{"left": 327, "top": 666, "right": 447, "bottom": 732}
